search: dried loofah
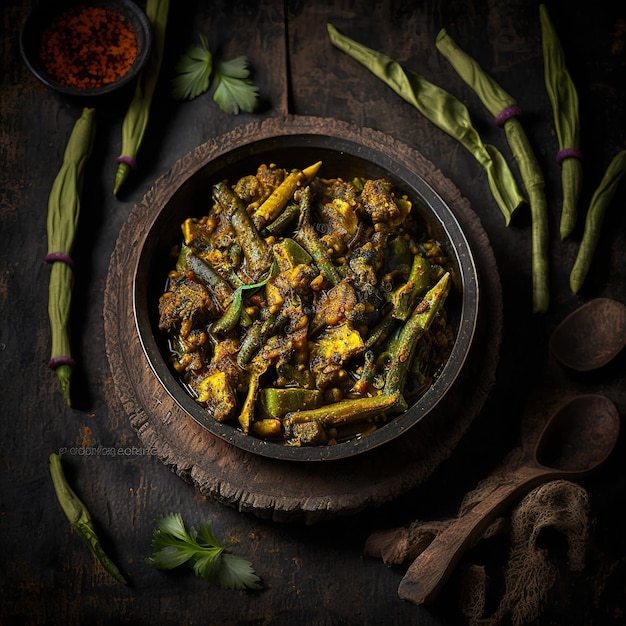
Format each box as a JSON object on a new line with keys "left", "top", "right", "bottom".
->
{"left": 365, "top": 479, "right": 589, "bottom": 624}
{"left": 472, "top": 480, "right": 590, "bottom": 626}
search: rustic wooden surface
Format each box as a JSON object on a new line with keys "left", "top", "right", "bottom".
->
{"left": 2, "top": 1, "right": 626, "bottom": 624}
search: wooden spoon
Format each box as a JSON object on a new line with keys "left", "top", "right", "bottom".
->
{"left": 397, "top": 394, "right": 620, "bottom": 606}
{"left": 550, "top": 298, "right": 626, "bottom": 371}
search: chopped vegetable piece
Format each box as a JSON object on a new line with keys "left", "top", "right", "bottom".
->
{"left": 258, "top": 388, "right": 322, "bottom": 419}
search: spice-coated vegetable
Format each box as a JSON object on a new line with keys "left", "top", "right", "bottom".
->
{"left": 158, "top": 161, "right": 455, "bottom": 446}
{"left": 49, "top": 453, "right": 127, "bottom": 585}
{"left": 435, "top": 28, "right": 549, "bottom": 313}
{"left": 46, "top": 107, "right": 96, "bottom": 405}
{"left": 570, "top": 151, "right": 626, "bottom": 293}
{"left": 383, "top": 272, "right": 451, "bottom": 410}
{"left": 540, "top": 3, "right": 583, "bottom": 240}
{"left": 327, "top": 23, "right": 526, "bottom": 225}
{"left": 40, "top": 5, "right": 137, "bottom": 90}
{"left": 114, "top": 0, "right": 169, "bottom": 196}
{"left": 252, "top": 161, "right": 322, "bottom": 229}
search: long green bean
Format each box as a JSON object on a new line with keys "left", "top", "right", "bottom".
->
{"left": 435, "top": 28, "right": 549, "bottom": 313}
{"left": 570, "top": 151, "right": 626, "bottom": 293}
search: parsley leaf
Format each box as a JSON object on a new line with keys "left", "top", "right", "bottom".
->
{"left": 171, "top": 34, "right": 260, "bottom": 115}
{"left": 171, "top": 33, "right": 213, "bottom": 101}
{"left": 146, "top": 513, "right": 262, "bottom": 590}
{"left": 212, "top": 57, "right": 260, "bottom": 114}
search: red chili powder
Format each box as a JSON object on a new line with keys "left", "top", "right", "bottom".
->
{"left": 39, "top": 5, "right": 138, "bottom": 90}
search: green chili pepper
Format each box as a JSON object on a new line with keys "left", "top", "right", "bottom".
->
{"left": 49, "top": 453, "right": 127, "bottom": 585}
{"left": 327, "top": 23, "right": 525, "bottom": 225}
{"left": 570, "top": 150, "right": 626, "bottom": 293}
{"left": 540, "top": 3, "right": 582, "bottom": 240}
{"left": 435, "top": 28, "right": 550, "bottom": 313}
{"left": 114, "top": 0, "right": 170, "bottom": 196}
{"left": 383, "top": 272, "right": 451, "bottom": 410}
{"left": 46, "top": 107, "right": 96, "bottom": 405}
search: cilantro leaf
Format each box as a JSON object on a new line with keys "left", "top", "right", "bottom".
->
{"left": 171, "top": 33, "right": 213, "bottom": 100}
{"left": 146, "top": 513, "right": 262, "bottom": 590}
{"left": 212, "top": 57, "right": 260, "bottom": 115}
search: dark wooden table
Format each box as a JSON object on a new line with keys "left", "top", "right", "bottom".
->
{"left": 2, "top": 1, "right": 625, "bottom": 624}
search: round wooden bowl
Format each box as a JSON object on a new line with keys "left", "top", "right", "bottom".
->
{"left": 132, "top": 118, "right": 480, "bottom": 462}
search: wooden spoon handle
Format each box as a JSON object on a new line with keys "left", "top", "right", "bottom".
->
{"left": 398, "top": 466, "right": 553, "bottom": 606}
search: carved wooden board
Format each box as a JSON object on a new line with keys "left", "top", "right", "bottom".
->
{"left": 104, "top": 116, "right": 503, "bottom": 523}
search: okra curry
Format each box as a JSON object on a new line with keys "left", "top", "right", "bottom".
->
{"left": 157, "top": 161, "right": 455, "bottom": 446}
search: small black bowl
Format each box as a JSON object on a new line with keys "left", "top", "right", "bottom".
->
{"left": 20, "top": 0, "right": 152, "bottom": 97}
{"left": 132, "top": 117, "right": 481, "bottom": 462}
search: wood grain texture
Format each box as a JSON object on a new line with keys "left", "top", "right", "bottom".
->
{"left": 2, "top": 0, "right": 626, "bottom": 623}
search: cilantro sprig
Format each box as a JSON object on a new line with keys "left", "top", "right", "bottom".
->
{"left": 172, "top": 34, "right": 259, "bottom": 114}
{"left": 146, "top": 513, "right": 262, "bottom": 589}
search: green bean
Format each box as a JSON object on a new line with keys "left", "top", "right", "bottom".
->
{"left": 365, "top": 310, "right": 398, "bottom": 350}
{"left": 283, "top": 393, "right": 399, "bottom": 429}
{"left": 212, "top": 182, "right": 272, "bottom": 280}
{"left": 435, "top": 28, "right": 549, "bottom": 313}
{"left": 185, "top": 248, "right": 233, "bottom": 304}
{"left": 570, "top": 150, "right": 626, "bottom": 293}
{"left": 49, "top": 453, "right": 127, "bottom": 585}
{"left": 263, "top": 203, "right": 301, "bottom": 236}
{"left": 540, "top": 4, "right": 582, "bottom": 240}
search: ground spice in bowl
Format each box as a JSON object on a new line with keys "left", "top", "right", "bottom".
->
{"left": 20, "top": 0, "right": 152, "bottom": 97}
{"left": 39, "top": 5, "right": 137, "bottom": 90}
